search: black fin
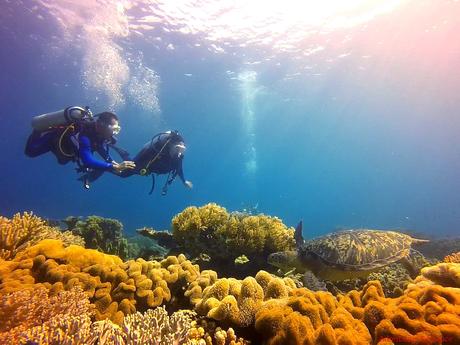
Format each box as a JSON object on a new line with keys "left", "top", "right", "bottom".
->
{"left": 294, "top": 221, "right": 304, "bottom": 248}
{"left": 149, "top": 174, "right": 156, "bottom": 195}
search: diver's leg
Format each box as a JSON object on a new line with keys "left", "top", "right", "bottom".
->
{"left": 24, "top": 131, "right": 55, "bottom": 157}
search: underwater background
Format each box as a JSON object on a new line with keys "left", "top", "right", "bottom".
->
{"left": 1, "top": 0, "right": 460, "bottom": 238}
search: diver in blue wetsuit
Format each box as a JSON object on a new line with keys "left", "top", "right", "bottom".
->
{"left": 25, "top": 108, "right": 135, "bottom": 188}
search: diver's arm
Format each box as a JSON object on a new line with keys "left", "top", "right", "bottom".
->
{"left": 176, "top": 158, "right": 193, "bottom": 188}
{"left": 175, "top": 158, "right": 186, "bottom": 183}
{"left": 79, "top": 136, "right": 113, "bottom": 170}
{"left": 97, "top": 143, "right": 113, "bottom": 163}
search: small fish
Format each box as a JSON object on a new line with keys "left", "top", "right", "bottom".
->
{"left": 234, "top": 255, "right": 250, "bottom": 265}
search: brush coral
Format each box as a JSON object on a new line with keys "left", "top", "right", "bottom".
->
{"left": 171, "top": 203, "right": 295, "bottom": 264}
{"left": 64, "top": 215, "right": 129, "bottom": 260}
{"left": 0, "top": 212, "right": 84, "bottom": 260}
{"left": 444, "top": 252, "right": 460, "bottom": 263}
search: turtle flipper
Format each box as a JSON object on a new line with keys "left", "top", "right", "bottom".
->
{"left": 401, "top": 248, "right": 430, "bottom": 278}
{"left": 302, "top": 271, "right": 327, "bottom": 291}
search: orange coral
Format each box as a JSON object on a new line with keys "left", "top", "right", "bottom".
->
{"left": 418, "top": 263, "right": 460, "bottom": 288}
{"left": 444, "top": 252, "right": 460, "bottom": 263}
{"left": 338, "top": 277, "right": 460, "bottom": 345}
{"left": 255, "top": 287, "right": 371, "bottom": 345}
{"left": 0, "top": 239, "right": 200, "bottom": 324}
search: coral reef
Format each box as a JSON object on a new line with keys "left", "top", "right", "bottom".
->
{"left": 0, "top": 286, "right": 93, "bottom": 344}
{"left": 0, "top": 239, "right": 199, "bottom": 324}
{"left": 255, "top": 287, "right": 372, "bottom": 345}
{"left": 171, "top": 203, "right": 295, "bottom": 275}
{"left": 2, "top": 210, "right": 460, "bottom": 344}
{"left": 415, "top": 262, "right": 460, "bottom": 288}
{"left": 0, "top": 212, "right": 84, "bottom": 260}
{"left": 64, "top": 215, "right": 129, "bottom": 260}
{"left": 187, "top": 270, "right": 296, "bottom": 327}
{"left": 444, "top": 252, "right": 460, "bottom": 263}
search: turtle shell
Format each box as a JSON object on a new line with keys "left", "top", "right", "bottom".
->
{"left": 301, "top": 229, "right": 415, "bottom": 271}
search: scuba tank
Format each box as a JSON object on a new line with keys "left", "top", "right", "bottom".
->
{"left": 31, "top": 106, "right": 93, "bottom": 132}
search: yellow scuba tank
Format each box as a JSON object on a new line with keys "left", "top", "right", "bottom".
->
{"left": 31, "top": 106, "right": 92, "bottom": 132}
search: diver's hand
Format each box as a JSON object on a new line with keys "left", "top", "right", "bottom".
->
{"left": 112, "top": 161, "right": 136, "bottom": 173}
{"left": 184, "top": 180, "right": 193, "bottom": 189}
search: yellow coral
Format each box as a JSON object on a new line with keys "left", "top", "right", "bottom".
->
{"left": 255, "top": 287, "right": 371, "bottom": 345}
{"left": 0, "top": 239, "right": 201, "bottom": 324}
{"left": 419, "top": 262, "right": 460, "bottom": 288}
{"left": 444, "top": 252, "right": 460, "bottom": 263}
{"left": 0, "top": 212, "right": 84, "bottom": 260}
{"left": 190, "top": 270, "right": 296, "bottom": 327}
{"left": 172, "top": 203, "right": 295, "bottom": 263}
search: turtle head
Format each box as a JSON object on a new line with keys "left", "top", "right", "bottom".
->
{"left": 294, "top": 221, "right": 304, "bottom": 249}
{"left": 268, "top": 250, "right": 300, "bottom": 271}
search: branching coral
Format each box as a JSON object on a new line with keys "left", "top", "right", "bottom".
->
{"left": 0, "top": 286, "right": 93, "bottom": 344}
{"left": 0, "top": 212, "right": 84, "bottom": 260}
{"left": 189, "top": 318, "right": 251, "bottom": 345}
{"left": 444, "top": 252, "right": 460, "bottom": 264}
{"left": 0, "top": 286, "right": 197, "bottom": 345}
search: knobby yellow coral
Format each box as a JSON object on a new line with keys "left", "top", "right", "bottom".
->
{"left": 0, "top": 239, "right": 200, "bottom": 324}
{"left": 189, "top": 270, "right": 296, "bottom": 327}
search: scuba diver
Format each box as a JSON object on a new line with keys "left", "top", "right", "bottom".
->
{"left": 82, "top": 130, "right": 193, "bottom": 195}
{"left": 121, "top": 130, "right": 193, "bottom": 195}
{"left": 25, "top": 106, "right": 136, "bottom": 188}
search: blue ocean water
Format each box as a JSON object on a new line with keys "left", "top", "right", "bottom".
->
{"left": 0, "top": 0, "right": 459, "bottom": 238}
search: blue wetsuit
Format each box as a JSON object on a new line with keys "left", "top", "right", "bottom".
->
{"left": 25, "top": 124, "right": 114, "bottom": 171}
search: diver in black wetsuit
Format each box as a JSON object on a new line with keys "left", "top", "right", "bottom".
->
{"left": 25, "top": 110, "right": 136, "bottom": 188}
{"left": 120, "top": 130, "right": 193, "bottom": 195}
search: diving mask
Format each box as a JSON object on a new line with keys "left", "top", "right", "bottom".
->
{"left": 170, "top": 143, "right": 186, "bottom": 158}
{"left": 108, "top": 123, "right": 121, "bottom": 135}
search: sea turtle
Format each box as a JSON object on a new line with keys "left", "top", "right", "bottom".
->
{"left": 268, "top": 221, "right": 429, "bottom": 286}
